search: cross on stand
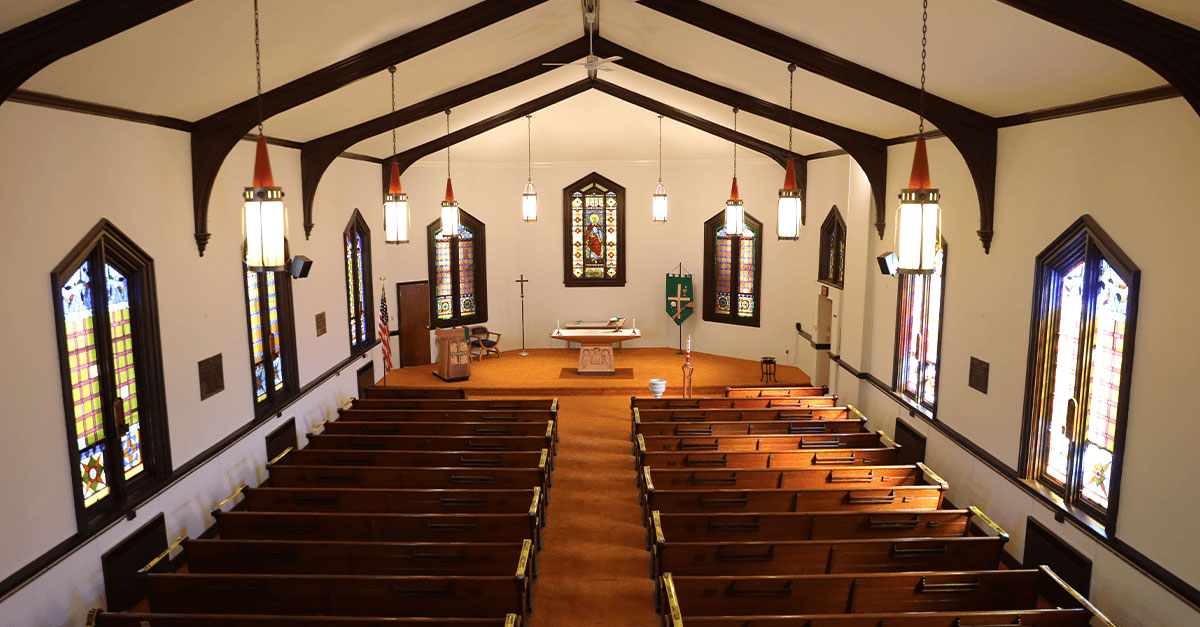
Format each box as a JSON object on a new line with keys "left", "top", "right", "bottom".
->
{"left": 515, "top": 274, "right": 530, "bottom": 356}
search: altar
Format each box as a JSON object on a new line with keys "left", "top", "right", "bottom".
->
{"left": 550, "top": 326, "right": 641, "bottom": 375}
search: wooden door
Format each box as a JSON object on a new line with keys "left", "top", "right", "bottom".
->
{"left": 396, "top": 281, "right": 431, "bottom": 367}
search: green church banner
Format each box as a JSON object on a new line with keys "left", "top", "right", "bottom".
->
{"left": 665, "top": 274, "right": 694, "bottom": 325}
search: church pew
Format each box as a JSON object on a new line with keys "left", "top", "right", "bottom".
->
{"left": 351, "top": 398, "right": 555, "bottom": 411}
{"left": 285, "top": 449, "right": 548, "bottom": 472}
{"left": 89, "top": 612, "right": 521, "bottom": 626}
{"left": 672, "top": 612, "right": 1096, "bottom": 627}
{"left": 266, "top": 465, "right": 546, "bottom": 496}
{"left": 637, "top": 433, "right": 883, "bottom": 472}
{"left": 631, "top": 396, "right": 838, "bottom": 412}
{"left": 644, "top": 465, "right": 924, "bottom": 492}
{"left": 144, "top": 573, "right": 527, "bottom": 621}
{"left": 634, "top": 419, "right": 867, "bottom": 438}
{"left": 362, "top": 386, "right": 467, "bottom": 399}
{"left": 307, "top": 434, "right": 550, "bottom": 453}
{"left": 659, "top": 567, "right": 1115, "bottom": 624}
{"left": 337, "top": 409, "right": 558, "bottom": 444}
{"left": 724, "top": 386, "right": 826, "bottom": 398}
{"left": 212, "top": 511, "right": 540, "bottom": 547}
{"left": 320, "top": 420, "right": 556, "bottom": 458}
{"left": 634, "top": 406, "right": 858, "bottom": 424}
{"left": 637, "top": 446, "right": 898, "bottom": 473}
{"left": 653, "top": 509, "right": 982, "bottom": 543}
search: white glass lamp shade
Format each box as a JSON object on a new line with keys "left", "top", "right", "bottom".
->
{"left": 441, "top": 201, "right": 460, "bottom": 235}
{"left": 243, "top": 187, "right": 288, "bottom": 271}
{"left": 384, "top": 194, "right": 409, "bottom": 243}
{"left": 894, "top": 188, "right": 941, "bottom": 274}
{"left": 724, "top": 199, "right": 744, "bottom": 236}
{"left": 652, "top": 182, "right": 668, "bottom": 223}
{"left": 777, "top": 191, "right": 802, "bottom": 239}
{"left": 522, "top": 181, "right": 538, "bottom": 223}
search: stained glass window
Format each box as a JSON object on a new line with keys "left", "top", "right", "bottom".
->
{"left": 343, "top": 211, "right": 374, "bottom": 354}
{"left": 704, "top": 211, "right": 762, "bottom": 327}
{"left": 563, "top": 173, "right": 626, "bottom": 287}
{"left": 895, "top": 247, "right": 945, "bottom": 411}
{"left": 818, "top": 206, "right": 846, "bottom": 289}
{"left": 53, "top": 220, "right": 169, "bottom": 530}
{"left": 244, "top": 244, "right": 297, "bottom": 415}
{"left": 427, "top": 209, "right": 487, "bottom": 328}
{"left": 1025, "top": 217, "right": 1138, "bottom": 525}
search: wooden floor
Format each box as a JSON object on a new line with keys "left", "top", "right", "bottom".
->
{"left": 382, "top": 347, "right": 811, "bottom": 396}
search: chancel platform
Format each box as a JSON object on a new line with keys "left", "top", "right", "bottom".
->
{"left": 550, "top": 327, "right": 641, "bottom": 375}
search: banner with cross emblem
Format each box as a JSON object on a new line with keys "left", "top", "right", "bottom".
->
{"left": 665, "top": 273, "right": 694, "bottom": 326}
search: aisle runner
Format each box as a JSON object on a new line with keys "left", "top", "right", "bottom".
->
{"left": 529, "top": 395, "right": 657, "bottom": 626}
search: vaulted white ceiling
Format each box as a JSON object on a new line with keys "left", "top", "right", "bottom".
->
{"left": 5, "top": 0, "right": 1193, "bottom": 163}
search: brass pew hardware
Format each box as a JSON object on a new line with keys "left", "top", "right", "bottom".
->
{"left": 212, "top": 484, "right": 248, "bottom": 512}
{"left": 813, "top": 452, "right": 857, "bottom": 465}
{"left": 545, "top": 420, "right": 554, "bottom": 438}
{"left": 847, "top": 404, "right": 868, "bottom": 420}
{"left": 636, "top": 434, "right": 647, "bottom": 455}
{"left": 529, "top": 487, "right": 541, "bottom": 517}
{"left": 968, "top": 505, "right": 1011, "bottom": 541}
{"left": 675, "top": 425, "right": 713, "bottom": 436}
{"left": 876, "top": 429, "right": 899, "bottom": 448}
{"left": 918, "top": 462, "right": 949, "bottom": 487}
{"left": 730, "top": 580, "right": 793, "bottom": 596}
{"left": 425, "top": 520, "right": 478, "bottom": 532}
{"left": 699, "top": 493, "right": 749, "bottom": 506}
{"left": 450, "top": 473, "right": 496, "bottom": 484}
{"left": 439, "top": 496, "right": 488, "bottom": 506}
{"left": 137, "top": 534, "right": 187, "bottom": 575}
{"left": 661, "top": 573, "right": 684, "bottom": 627}
{"left": 393, "top": 584, "right": 454, "bottom": 597}
{"left": 917, "top": 574, "right": 983, "bottom": 593}
{"left": 691, "top": 472, "right": 737, "bottom": 485}
{"left": 642, "top": 467, "right": 655, "bottom": 492}
{"left": 467, "top": 440, "right": 508, "bottom": 451}
{"left": 652, "top": 511, "right": 666, "bottom": 545}
{"left": 265, "top": 447, "right": 293, "bottom": 466}
{"left": 828, "top": 470, "right": 875, "bottom": 483}
{"left": 868, "top": 515, "right": 920, "bottom": 529}
{"left": 890, "top": 543, "right": 949, "bottom": 558}
{"left": 474, "top": 426, "right": 513, "bottom": 435}
{"left": 847, "top": 490, "right": 896, "bottom": 505}
{"left": 516, "top": 539, "right": 532, "bottom": 578}
{"left": 707, "top": 516, "right": 759, "bottom": 532}
{"left": 684, "top": 454, "right": 727, "bottom": 467}
{"left": 716, "top": 545, "right": 776, "bottom": 561}
{"left": 505, "top": 613, "right": 519, "bottom": 627}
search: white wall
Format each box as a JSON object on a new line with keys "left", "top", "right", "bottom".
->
{"left": 828, "top": 98, "right": 1200, "bottom": 627}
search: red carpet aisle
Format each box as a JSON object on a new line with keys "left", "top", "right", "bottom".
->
{"left": 527, "top": 394, "right": 658, "bottom": 626}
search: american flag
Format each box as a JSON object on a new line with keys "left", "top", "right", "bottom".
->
{"left": 378, "top": 289, "right": 393, "bottom": 370}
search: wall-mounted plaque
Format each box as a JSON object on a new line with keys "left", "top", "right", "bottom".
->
{"left": 315, "top": 311, "right": 327, "bottom": 337}
{"left": 968, "top": 357, "right": 989, "bottom": 394}
{"left": 198, "top": 354, "right": 224, "bottom": 400}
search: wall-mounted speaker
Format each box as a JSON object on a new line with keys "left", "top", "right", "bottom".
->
{"left": 290, "top": 255, "right": 313, "bottom": 279}
{"left": 877, "top": 252, "right": 898, "bottom": 277}
{"left": 795, "top": 322, "right": 803, "bottom": 333}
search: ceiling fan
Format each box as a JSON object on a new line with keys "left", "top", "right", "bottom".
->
{"left": 544, "top": 5, "right": 621, "bottom": 74}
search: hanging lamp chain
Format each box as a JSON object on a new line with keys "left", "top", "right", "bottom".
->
{"left": 526, "top": 115, "right": 533, "bottom": 182}
{"left": 445, "top": 110, "right": 451, "bottom": 179}
{"left": 254, "top": 0, "right": 263, "bottom": 137}
{"left": 732, "top": 108, "right": 738, "bottom": 178}
{"left": 787, "top": 63, "right": 795, "bottom": 154}
{"left": 389, "top": 66, "right": 397, "bottom": 162}
{"left": 918, "top": 0, "right": 928, "bottom": 136}
{"left": 657, "top": 115, "right": 663, "bottom": 182}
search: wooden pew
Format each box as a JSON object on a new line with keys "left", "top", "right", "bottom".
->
{"left": 725, "top": 386, "right": 826, "bottom": 398}
{"left": 672, "top": 610, "right": 1097, "bottom": 627}
{"left": 634, "top": 406, "right": 859, "bottom": 425}
{"left": 362, "top": 386, "right": 467, "bottom": 399}
{"left": 319, "top": 420, "right": 556, "bottom": 458}
{"left": 336, "top": 409, "right": 559, "bottom": 445}
{"left": 267, "top": 465, "right": 546, "bottom": 496}
{"left": 285, "top": 449, "right": 548, "bottom": 476}
{"left": 307, "top": 434, "right": 550, "bottom": 453}
{"left": 634, "top": 420, "right": 866, "bottom": 437}
{"left": 631, "top": 396, "right": 837, "bottom": 410}
{"left": 659, "top": 566, "right": 1115, "bottom": 626}
{"left": 351, "top": 398, "right": 555, "bottom": 411}
{"left": 144, "top": 572, "right": 527, "bottom": 621}
{"left": 213, "top": 510, "right": 540, "bottom": 547}
{"left": 637, "top": 446, "right": 898, "bottom": 473}
{"left": 89, "top": 612, "right": 521, "bottom": 626}
{"left": 645, "top": 465, "right": 925, "bottom": 491}
{"left": 653, "top": 509, "right": 978, "bottom": 543}
{"left": 637, "top": 433, "right": 884, "bottom": 472}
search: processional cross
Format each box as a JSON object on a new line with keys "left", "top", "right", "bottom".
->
{"left": 515, "top": 274, "right": 530, "bottom": 356}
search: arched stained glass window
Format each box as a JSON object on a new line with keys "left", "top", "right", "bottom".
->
{"left": 344, "top": 210, "right": 374, "bottom": 354}
{"left": 562, "top": 172, "right": 626, "bottom": 287}
{"left": 244, "top": 243, "right": 298, "bottom": 414}
{"left": 1022, "top": 216, "right": 1139, "bottom": 529}
{"left": 895, "top": 245, "right": 945, "bottom": 412}
{"left": 427, "top": 209, "right": 487, "bottom": 328}
{"left": 818, "top": 205, "right": 846, "bottom": 289}
{"left": 52, "top": 220, "right": 170, "bottom": 530}
{"left": 703, "top": 210, "right": 763, "bottom": 327}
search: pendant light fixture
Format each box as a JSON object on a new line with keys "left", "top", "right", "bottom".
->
{"left": 441, "top": 109, "right": 461, "bottom": 236}
{"left": 652, "top": 114, "right": 668, "bottom": 223}
{"left": 243, "top": 0, "right": 288, "bottom": 272}
{"left": 777, "top": 63, "right": 802, "bottom": 240}
{"left": 895, "top": 0, "right": 941, "bottom": 274}
{"left": 383, "top": 65, "right": 409, "bottom": 244}
{"left": 521, "top": 114, "right": 538, "bottom": 223}
{"left": 724, "top": 107, "right": 744, "bottom": 237}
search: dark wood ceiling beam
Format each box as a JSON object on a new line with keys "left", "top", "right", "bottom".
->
{"left": 998, "top": 0, "right": 1200, "bottom": 119}
{"left": 300, "top": 37, "right": 588, "bottom": 238}
{"left": 636, "top": 0, "right": 999, "bottom": 252}
{"left": 593, "top": 79, "right": 807, "bottom": 225}
{"left": 190, "top": 0, "right": 550, "bottom": 256}
{"left": 381, "top": 80, "right": 592, "bottom": 193}
{"left": 0, "top": 0, "right": 193, "bottom": 105}
{"left": 595, "top": 37, "right": 887, "bottom": 237}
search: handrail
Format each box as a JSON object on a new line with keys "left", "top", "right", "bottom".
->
{"left": 846, "top": 403, "right": 867, "bottom": 421}
{"left": 137, "top": 534, "right": 186, "bottom": 575}
{"left": 516, "top": 539, "right": 532, "bottom": 579}
{"left": 968, "top": 505, "right": 1010, "bottom": 541}
{"left": 1040, "top": 565, "right": 1117, "bottom": 627}
{"left": 661, "top": 573, "right": 684, "bottom": 627}
{"left": 917, "top": 462, "right": 948, "bottom": 488}
{"left": 212, "top": 483, "right": 247, "bottom": 512}
{"left": 266, "top": 446, "right": 293, "bottom": 467}
{"left": 875, "top": 429, "right": 899, "bottom": 449}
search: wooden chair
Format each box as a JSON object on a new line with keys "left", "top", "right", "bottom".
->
{"left": 468, "top": 326, "right": 501, "bottom": 360}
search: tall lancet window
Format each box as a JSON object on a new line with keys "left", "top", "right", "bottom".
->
{"left": 895, "top": 245, "right": 945, "bottom": 412}
{"left": 818, "top": 205, "right": 846, "bottom": 289}
{"left": 1022, "top": 216, "right": 1138, "bottom": 529}
{"left": 343, "top": 210, "right": 375, "bottom": 354}
{"left": 427, "top": 209, "right": 487, "bottom": 328}
{"left": 563, "top": 172, "right": 626, "bottom": 287}
{"left": 703, "top": 210, "right": 763, "bottom": 327}
{"left": 52, "top": 220, "right": 170, "bottom": 531}
{"left": 244, "top": 241, "right": 299, "bottom": 416}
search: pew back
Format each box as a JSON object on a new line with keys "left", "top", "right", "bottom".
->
{"left": 362, "top": 386, "right": 467, "bottom": 399}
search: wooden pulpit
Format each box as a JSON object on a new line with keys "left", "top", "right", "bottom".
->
{"left": 434, "top": 327, "right": 471, "bottom": 382}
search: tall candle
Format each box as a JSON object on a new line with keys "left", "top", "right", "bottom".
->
{"left": 686, "top": 335, "right": 692, "bottom": 363}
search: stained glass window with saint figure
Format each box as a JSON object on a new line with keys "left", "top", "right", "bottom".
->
{"left": 703, "top": 210, "right": 763, "bottom": 327}
{"left": 563, "top": 172, "right": 626, "bottom": 287}
{"left": 427, "top": 208, "right": 487, "bottom": 328}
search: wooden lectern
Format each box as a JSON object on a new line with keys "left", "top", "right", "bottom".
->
{"left": 434, "top": 327, "right": 471, "bottom": 382}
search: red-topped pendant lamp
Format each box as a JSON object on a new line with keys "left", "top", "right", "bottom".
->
{"left": 724, "top": 108, "right": 745, "bottom": 236}
{"left": 777, "top": 63, "right": 802, "bottom": 240}
{"left": 895, "top": 0, "right": 941, "bottom": 274}
{"left": 383, "top": 65, "right": 409, "bottom": 244}
{"left": 243, "top": 0, "right": 288, "bottom": 272}
{"left": 441, "top": 109, "right": 461, "bottom": 236}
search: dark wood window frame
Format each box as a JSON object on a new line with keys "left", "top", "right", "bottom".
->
{"left": 242, "top": 242, "right": 300, "bottom": 419}
{"left": 562, "top": 172, "right": 627, "bottom": 287}
{"left": 1019, "top": 215, "right": 1139, "bottom": 534}
{"left": 426, "top": 208, "right": 488, "bottom": 329}
{"left": 702, "top": 210, "right": 764, "bottom": 328}
{"left": 818, "top": 205, "right": 847, "bottom": 289}
{"left": 51, "top": 219, "right": 172, "bottom": 533}
{"left": 892, "top": 242, "right": 947, "bottom": 416}
{"left": 343, "top": 209, "right": 375, "bottom": 356}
